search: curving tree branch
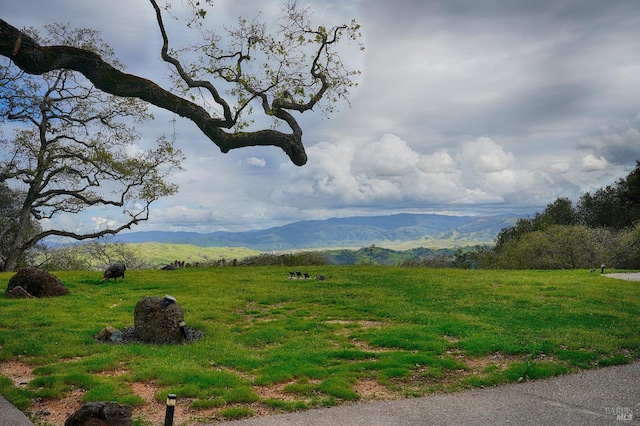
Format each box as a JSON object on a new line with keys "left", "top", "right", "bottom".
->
{"left": 0, "top": 16, "right": 308, "bottom": 165}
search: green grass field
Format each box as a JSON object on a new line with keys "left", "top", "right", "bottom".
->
{"left": 1, "top": 267, "right": 639, "bottom": 424}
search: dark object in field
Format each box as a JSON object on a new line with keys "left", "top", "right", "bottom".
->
{"left": 5, "top": 285, "right": 34, "bottom": 299}
{"left": 6, "top": 267, "right": 69, "bottom": 298}
{"left": 65, "top": 401, "right": 133, "bottom": 426}
{"left": 162, "top": 260, "right": 184, "bottom": 270}
{"left": 162, "top": 262, "right": 180, "bottom": 270}
{"left": 133, "top": 296, "right": 188, "bottom": 344}
{"left": 95, "top": 326, "right": 123, "bottom": 343}
{"left": 289, "top": 271, "right": 316, "bottom": 280}
{"left": 101, "top": 263, "right": 126, "bottom": 283}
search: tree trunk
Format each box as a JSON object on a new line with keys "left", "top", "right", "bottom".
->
{"left": 2, "top": 196, "right": 37, "bottom": 271}
{"left": 3, "top": 244, "right": 22, "bottom": 272}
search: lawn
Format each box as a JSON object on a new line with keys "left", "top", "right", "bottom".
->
{"left": 1, "top": 267, "right": 639, "bottom": 424}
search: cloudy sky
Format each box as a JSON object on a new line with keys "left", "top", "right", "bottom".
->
{"left": 2, "top": 0, "right": 640, "bottom": 234}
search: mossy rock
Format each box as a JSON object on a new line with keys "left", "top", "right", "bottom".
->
{"left": 6, "top": 268, "right": 69, "bottom": 298}
{"left": 133, "top": 296, "right": 186, "bottom": 344}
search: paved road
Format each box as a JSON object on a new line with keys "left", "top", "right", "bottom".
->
{"left": 603, "top": 272, "right": 640, "bottom": 281}
{"left": 1, "top": 361, "right": 638, "bottom": 425}
{"left": 226, "top": 362, "right": 640, "bottom": 426}
{"left": 0, "top": 395, "right": 32, "bottom": 426}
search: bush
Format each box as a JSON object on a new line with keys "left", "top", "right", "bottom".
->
{"left": 490, "top": 225, "right": 617, "bottom": 270}
{"left": 238, "top": 252, "right": 328, "bottom": 266}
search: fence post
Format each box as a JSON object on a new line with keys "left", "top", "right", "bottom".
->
{"left": 164, "top": 394, "right": 176, "bottom": 426}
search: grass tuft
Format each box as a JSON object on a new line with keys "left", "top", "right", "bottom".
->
{"left": 218, "top": 406, "right": 254, "bottom": 419}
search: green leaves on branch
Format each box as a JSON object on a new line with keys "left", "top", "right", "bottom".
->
{"left": 177, "top": 0, "right": 363, "bottom": 124}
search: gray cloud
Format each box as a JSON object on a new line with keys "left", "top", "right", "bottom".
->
{"left": 1, "top": 0, "right": 639, "bottom": 233}
{"left": 579, "top": 115, "right": 640, "bottom": 164}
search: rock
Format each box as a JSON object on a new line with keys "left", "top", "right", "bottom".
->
{"left": 6, "top": 268, "right": 69, "bottom": 298}
{"left": 5, "top": 285, "right": 35, "bottom": 299}
{"left": 133, "top": 296, "right": 187, "bottom": 344}
{"left": 95, "top": 326, "right": 123, "bottom": 343}
{"left": 65, "top": 401, "right": 133, "bottom": 426}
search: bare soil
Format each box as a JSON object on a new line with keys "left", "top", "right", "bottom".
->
{"left": 0, "top": 349, "right": 531, "bottom": 426}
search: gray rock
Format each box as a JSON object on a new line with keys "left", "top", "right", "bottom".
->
{"left": 5, "top": 285, "right": 35, "bottom": 299}
{"left": 95, "top": 326, "right": 123, "bottom": 343}
{"left": 65, "top": 401, "right": 132, "bottom": 426}
{"left": 133, "top": 296, "right": 186, "bottom": 344}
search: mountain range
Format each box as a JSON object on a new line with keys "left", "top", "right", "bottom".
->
{"left": 114, "top": 213, "right": 523, "bottom": 251}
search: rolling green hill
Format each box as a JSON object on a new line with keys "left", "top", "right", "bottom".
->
{"left": 114, "top": 213, "right": 523, "bottom": 251}
{"left": 46, "top": 213, "right": 520, "bottom": 269}
{"left": 130, "top": 243, "right": 260, "bottom": 267}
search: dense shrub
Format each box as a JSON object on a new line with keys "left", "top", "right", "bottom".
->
{"left": 485, "top": 160, "right": 640, "bottom": 270}
{"left": 238, "top": 252, "right": 328, "bottom": 266}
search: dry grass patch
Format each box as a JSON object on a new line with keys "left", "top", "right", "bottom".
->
{"left": 354, "top": 378, "right": 397, "bottom": 401}
{"left": 0, "top": 360, "right": 34, "bottom": 388}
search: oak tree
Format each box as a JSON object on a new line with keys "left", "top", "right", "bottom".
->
{"left": 0, "top": 24, "right": 183, "bottom": 271}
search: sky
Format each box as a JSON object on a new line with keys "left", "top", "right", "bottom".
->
{"left": 2, "top": 0, "right": 640, "bottom": 234}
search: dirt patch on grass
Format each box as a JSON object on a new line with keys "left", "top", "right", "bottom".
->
{"left": 326, "top": 319, "right": 386, "bottom": 328}
{"left": 354, "top": 378, "right": 397, "bottom": 401}
{"left": 2, "top": 359, "right": 397, "bottom": 425}
{"left": 0, "top": 360, "right": 210, "bottom": 425}
{"left": 447, "top": 349, "right": 524, "bottom": 373}
{"left": 127, "top": 381, "right": 220, "bottom": 426}
{"left": 348, "top": 338, "right": 394, "bottom": 353}
{"left": 329, "top": 319, "right": 392, "bottom": 353}
{"left": 253, "top": 380, "right": 300, "bottom": 401}
{"left": 254, "top": 378, "right": 324, "bottom": 399}
{"left": 0, "top": 360, "right": 34, "bottom": 388}
{"left": 30, "top": 389, "right": 85, "bottom": 426}
{"left": 0, "top": 351, "right": 555, "bottom": 425}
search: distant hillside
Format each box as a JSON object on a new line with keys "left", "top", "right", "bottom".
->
{"left": 130, "top": 243, "right": 260, "bottom": 266}
{"left": 114, "top": 213, "right": 522, "bottom": 251}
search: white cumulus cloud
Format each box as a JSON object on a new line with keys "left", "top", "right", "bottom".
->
{"left": 581, "top": 154, "right": 609, "bottom": 171}
{"left": 246, "top": 157, "right": 266, "bottom": 167}
{"left": 92, "top": 217, "right": 116, "bottom": 231}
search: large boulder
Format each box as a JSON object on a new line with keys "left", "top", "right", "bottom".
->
{"left": 133, "top": 296, "right": 187, "bottom": 344}
{"left": 6, "top": 268, "right": 69, "bottom": 298}
{"left": 65, "top": 401, "right": 133, "bottom": 426}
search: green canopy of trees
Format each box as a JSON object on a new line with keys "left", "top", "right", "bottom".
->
{"left": 488, "top": 160, "right": 640, "bottom": 270}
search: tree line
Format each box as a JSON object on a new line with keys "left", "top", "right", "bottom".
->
{"left": 456, "top": 160, "right": 640, "bottom": 270}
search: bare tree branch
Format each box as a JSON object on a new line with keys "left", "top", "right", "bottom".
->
{"left": 22, "top": 207, "right": 150, "bottom": 249}
{"left": 0, "top": 17, "right": 308, "bottom": 165}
